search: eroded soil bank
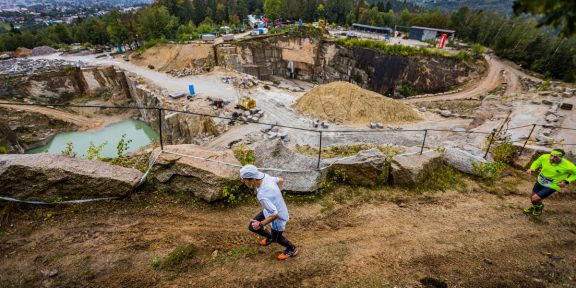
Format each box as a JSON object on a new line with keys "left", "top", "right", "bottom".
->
{"left": 1, "top": 174, "right": 575, "bottom": 287}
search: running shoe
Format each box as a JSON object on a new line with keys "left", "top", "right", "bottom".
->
{"left": 260, "top": 238, "right": 272, "bottom": 246}
{"left": 523, "top": 205, "right": 535, "bottom": 215}
{"left": 278, "top": 248, "right": 299, "bottom": 260}
{"left": 532, "top": 204, "right": 544, "bottom": 216}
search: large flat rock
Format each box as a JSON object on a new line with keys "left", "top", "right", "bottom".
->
{"left": 254, "top": 140, "right": 326, "bottom": 193}
{"left": 325, "top": 148, "right": 389, "bottom": 186}
{"left": 443, "top": 147, "right": 487, "bottom": 176}
{"left": 0, "top": 154, "right": 143, "bottom": 201}
{"left": 151, "top": 145, "right": 240, "bottom": 202}
{"left": 391, "top": 151, "right": 443, "bottom": 187}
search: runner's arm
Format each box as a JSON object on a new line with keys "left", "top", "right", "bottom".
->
{"left": 277, "top": 177, "right": 284, "bottom": 190}
{"left": 565, "top": 163, "right": 576, "bottom": 184}
{"left": 529, "top": 155, "right": 545, "bottom": 171}
{"left": 258, "top": 198, "right": 279, "bottom": 227}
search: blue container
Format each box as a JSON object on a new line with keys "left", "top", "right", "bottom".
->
{"left": 189, "top": 84, "right": 195, "bottom": 95}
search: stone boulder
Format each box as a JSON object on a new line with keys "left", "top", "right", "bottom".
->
{"left": 0, "top": 154, "right": 143, "bottom": 201}
{"left": 254, "top": 140, "right": 325, "bottom": 192}
{"left": 151, "top": 145, "right": 240, "bottom": 202}
{"left": 325, "top": 148, "right": 389, "bottom": 186}
{"left": 443, "top": 147, "right": 487, "bottom": 175}
{"left": 390, "top": 151, "right": 443, "bottom": 187}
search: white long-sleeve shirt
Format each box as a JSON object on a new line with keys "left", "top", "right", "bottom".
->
{"left": 256, "top": 174, "right": 289, "bottom": 231}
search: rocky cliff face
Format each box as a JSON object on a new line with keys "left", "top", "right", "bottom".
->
{"left": 0, "top": 61, "right": 130, "bottom": 103}
{"left": 322, "top": 45, "right": 471, "bottom": 96}
{"left": 0, "top": 107, "right": 77, "bottom": 152}
{"left": 0, "top": 121, "right": 23, "bottom": 153}
{"left": 124, "top": 73, "right": 219, "bottom": 145}
{"left": 0, "top": 62, "right": 219, "bottom": 153}
{"left": 218, "top": 37, "right": 473, "bottom": 98}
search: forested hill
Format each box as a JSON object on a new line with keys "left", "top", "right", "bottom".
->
{"left": 406, "top": 0, "right": 514, "bottom": 15}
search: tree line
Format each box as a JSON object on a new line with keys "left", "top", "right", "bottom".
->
{"left": 0, "top": 0, "right": 574, "bottom": 81}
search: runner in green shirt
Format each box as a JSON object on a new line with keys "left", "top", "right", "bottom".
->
{"left": 523, "top": 149, "right": 576, "bottom": 216}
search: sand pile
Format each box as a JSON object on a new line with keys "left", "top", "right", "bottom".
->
{"left": 12, "top": 47, "right": 31, "bottom": 58}
{"left": 133, "top": 43, "right": 212, "bottom": 71}
{"left": 294, "top": 81, "right": 421, "bottom": 125}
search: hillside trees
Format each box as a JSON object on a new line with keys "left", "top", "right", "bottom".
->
{"left": 137, "top": 6, "right": 179, "bottom": 40}
{"left": 264, "top": 0, "right": 283, "bottom": 20}
{"left": 513, "top": 0, "right": 576, "bottom": 37}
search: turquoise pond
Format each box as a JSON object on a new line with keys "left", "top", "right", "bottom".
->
{"left": 28, "top": 119, "right": 159, "bottom": 158}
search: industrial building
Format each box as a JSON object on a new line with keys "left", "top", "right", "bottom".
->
{"left": 409, "top": 26, "right": 456, "bottom": 41}
{"left": 352, "top": 23, "right": 393, "bottom": 35}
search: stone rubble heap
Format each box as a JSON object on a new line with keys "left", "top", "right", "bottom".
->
{"left": 166, "top": 67, "right": 204, "bottom": 78}
{"left": 222, "top": 75, "right": 258, "bottom": 88}
{"left": 0, "top": 58, "right": 84, "bottom": 75}
{"left": 30, "top": 46, "right": 58, "bottom": 57}
{"left": 237, "top": 107, "right": 264, "bottom": 123}
{"left": 522, "top": 77, "right": 576, "bottom": 98}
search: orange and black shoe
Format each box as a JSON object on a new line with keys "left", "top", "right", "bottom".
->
{"left": 260, "top": 238, "right": 272, "bottom": 246}
{"left": 278, "top": 248, "right": 299, "bottom": 260}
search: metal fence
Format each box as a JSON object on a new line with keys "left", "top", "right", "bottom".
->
{"left": 1, "top": 102, "right": 575, "bottom": 167}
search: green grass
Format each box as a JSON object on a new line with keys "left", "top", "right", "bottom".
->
{"left": 416, "top": 165, "right": 466, "bottom": 193}
{"left": 294, "top": 144, "right": 404, "bottom": 159}
{"left": 157, "top": 244, "right": 198, "bottom": 272}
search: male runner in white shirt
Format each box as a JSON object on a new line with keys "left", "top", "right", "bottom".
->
{"left": 240, "top": 165, "right": 298, "bottom": 260}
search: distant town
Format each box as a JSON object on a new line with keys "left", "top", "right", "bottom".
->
{"left": 0, "top": 0, "right": 152, "bottom": 31}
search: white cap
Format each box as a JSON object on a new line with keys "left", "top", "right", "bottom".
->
{"left": 240, "top": 164, "right": 265, "bottom": 180}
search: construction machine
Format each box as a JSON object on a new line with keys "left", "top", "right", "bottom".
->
{"left": 234, "top": 85, "right": 256, "bottom": 110}
{"left": 236, "top": 90, "right": 256, "bottom": 110}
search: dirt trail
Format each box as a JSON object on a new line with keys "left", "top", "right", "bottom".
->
{"left": 0, "top": 102, "right": 96, "bottom": 129}
{"left": 1, "top": 178, "right": 575, "bottom": 287}
{"left": 403, "top": 55, "right": 503, "bottom": 103}
{"left": 403, "top": 54, "right": 542, "bottom": 104}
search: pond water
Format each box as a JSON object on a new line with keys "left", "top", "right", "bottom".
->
{"left": 28, "top": 119, "right": 159, "bottom": 158}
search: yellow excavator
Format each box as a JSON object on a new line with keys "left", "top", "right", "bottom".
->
{"left": 237, "top": 95, "right": 256, "bottom": 110}
{"left": 235, "top": 86, "right": 256, "bottom": 110}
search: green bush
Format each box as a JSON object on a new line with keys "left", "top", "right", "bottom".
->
{"left": 84, "top": 141, "right": 107, "bottom": 161}
{"left": 398, "top": 82, "right": 417, "bottom": 97}
{"left": 472, "top": 161, "right": 507, "bottom": 183}
{"left": 472, "top": 43, "right": 485, "bottom": 59}
{"left": 538, "top": 80, "right": 551, "bottom": 91}
{"left": 233, "top": 144, "right": 255, "bottom": 165}
{"left": 109, "top": 134, "right": 132, "bottom": 166}
{"left": 61, "top": 142, "right": 77, "bottom": 157}
{"left": 221, "top": 183, "right": 251, "bottom": 205}
{"left": 455, "top": 50, "right": 472, "bottom": 62}
{"left": 492, "top": 139, "right": 516, "bottom": 164}
{"left": 0, "top": 145, "right": 9, "bottom": 154}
